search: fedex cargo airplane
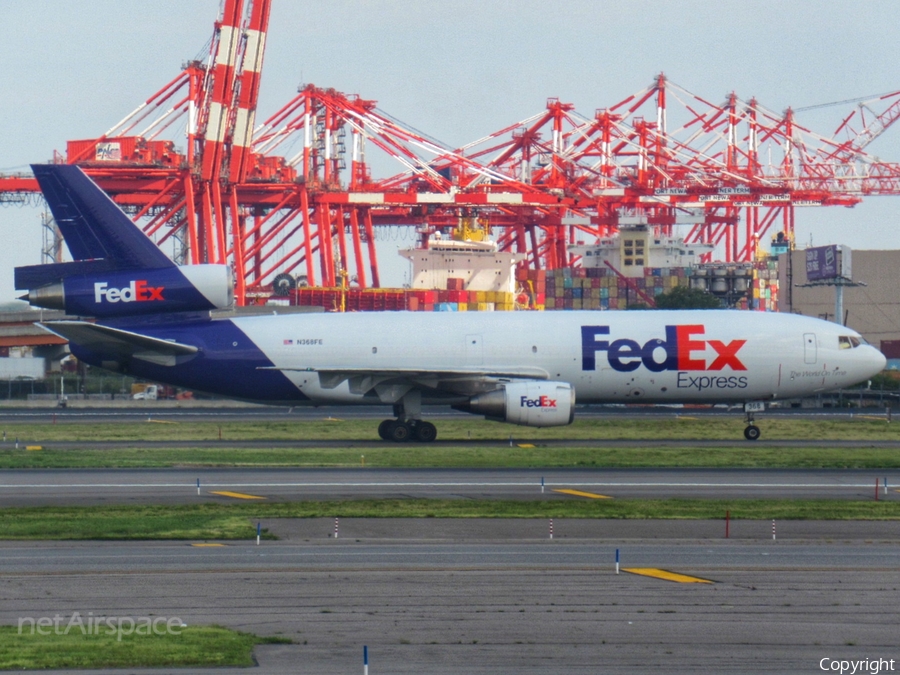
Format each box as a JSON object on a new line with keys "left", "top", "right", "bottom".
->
{"left": 18, "top": 165, "right": 886, "bottom": 442}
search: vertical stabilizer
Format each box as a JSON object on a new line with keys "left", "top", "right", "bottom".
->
{"left": 31, "top": 164, "right": 174, "bottom": 269}
{"left": 17, "top": 165, "right": 233, "bottom": 317}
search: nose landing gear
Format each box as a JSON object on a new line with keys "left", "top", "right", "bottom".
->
{"left": 743, "top": 401, "right": 765, "bottom": 441}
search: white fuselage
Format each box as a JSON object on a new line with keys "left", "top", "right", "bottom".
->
{"left": 232, "top": 309, "right": 886, "bottom": 406}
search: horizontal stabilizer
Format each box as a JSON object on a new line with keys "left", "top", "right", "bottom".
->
{"left": 41, "top": 320, "right": 198, "bottom": 367}
{"left": 15, "top": 259, "right": 119, "bottom": 291}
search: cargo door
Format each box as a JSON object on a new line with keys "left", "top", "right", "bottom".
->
{"left": 465, "top": 334, "right": 483, "bottom": 365}
{"left": 803, "top": 333, "right": 817, "bottom": 365}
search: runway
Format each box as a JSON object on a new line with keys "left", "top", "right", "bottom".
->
{"left": 4, "top": 531, "right": 900, "bottom": 574}
{"left": 2, "top": 408, "right": 898, "bottom": 673}
{"left": 2, "top": 524, "right": 900, "bottom": 674}
{"left": 0, "top": 468, "right": 898, "bottom": 506}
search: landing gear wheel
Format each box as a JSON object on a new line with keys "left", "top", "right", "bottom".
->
{"left": 744, "top": 425, "right": 761, "bottom": 441}
{"left": 389, "top": 421, "right": 412, "bottom": 442}
{"left": 413, "top": 421, "right": 438, "bottom": 443}
{"left": 377, "top": 419, "right": 395, "bottom": 441}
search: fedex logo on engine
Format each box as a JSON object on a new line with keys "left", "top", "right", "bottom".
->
{"left": 520, "top": 395, "right": 557, "bottom": 408}
{"left": 94, "top": 281, "right": 165, "bottom": 304}
{"left": 581, "top": 324, "right": 747, "bottom": 373}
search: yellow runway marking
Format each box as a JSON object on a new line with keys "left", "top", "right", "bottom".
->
{"left": 209, "top": 491, "right": 267, "bottom": 500}
{"left": 517, "top": 443, "right": 535, "bottom": 448}
{"left": 25, "top": 446, "right": 42, "bottom": 451}
{"left": 191, "top": 543, "right": 226, "bottom": 547}
{"left": 553, "top": 488, "right": 612, "bottom": 499}
{"left": 147, "top": 419, "right": 179, "bottom": 424}
{"left": 623, "top": 568, "right": 714, "bottom": 584}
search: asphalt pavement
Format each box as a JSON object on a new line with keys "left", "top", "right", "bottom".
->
{"left": 0, "top": 467, "right": 897, "bottom": 506}
{"left": 2, "top": 527, "right": 900, "bottom": 674}
{"left": 1, "top": 405, "right": 899, "bottom": 673}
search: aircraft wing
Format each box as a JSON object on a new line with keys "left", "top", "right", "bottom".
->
{"left": 262, "top": 365, "right": 550, "bottom": 397}
{"left": 40, "top": 320, "right": 198, "bottom": 367}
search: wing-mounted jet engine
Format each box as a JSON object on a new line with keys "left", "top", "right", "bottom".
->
{"left": 454, "top": 381, "right": 575, "bottom": 427}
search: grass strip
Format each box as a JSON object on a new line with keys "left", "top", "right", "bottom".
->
{"left": 0, "top": 624, "right": 290, "bottom": 669}
{"left": 0, "top": 417, "right": 896, "bottom": 443}
{"left": 2, "top": 500, "right": 900, "bottom": 540}
{"left": 3, "top": 444, "right": 900, "bottom": 469}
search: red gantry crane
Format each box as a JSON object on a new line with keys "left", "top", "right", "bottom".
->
{"left": 447, "top": 75, "right": 900, "bottom": 266}
{"left": 2, "top": 2, "right": 900, "bottom": 304}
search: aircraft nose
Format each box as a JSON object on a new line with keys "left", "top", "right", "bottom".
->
{"left": 863, "top": 346, "right": 887, "bottom": 377}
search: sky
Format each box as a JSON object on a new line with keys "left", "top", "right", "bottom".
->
{"left": 2, "top": 0, "right": 900, "bottom": 302}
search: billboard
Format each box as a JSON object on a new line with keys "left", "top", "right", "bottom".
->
{"left": 805, "top": 245, "right": 851, "bottom": 281}
{"left": 95, "top": 142, "right": 122, "bottom": 162}
{"left": 0, "top": 357, "right": 45, "bottom": 380}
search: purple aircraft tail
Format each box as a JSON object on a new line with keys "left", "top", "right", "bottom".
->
{"left": 15, "top": 165, "right": 232, "bottom": 317}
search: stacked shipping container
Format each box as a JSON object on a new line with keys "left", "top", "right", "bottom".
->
{"left": 287, "top": 287, "right": 516, "bottom": 312}
{"left": 751, "top": 259, "right": 780, "bottom": 312}
{"left": 518, "top": 266, "right": 690, "bottom": 310}
{"left": 273, "top": 261, "right": 779, "bottom": 312}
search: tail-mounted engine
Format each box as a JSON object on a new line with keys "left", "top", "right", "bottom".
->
{"left": 17, "top": 263, "right": 233, "bottom": 318}
{"left": 18, "top": 165, "right": 234, "bottom": 319}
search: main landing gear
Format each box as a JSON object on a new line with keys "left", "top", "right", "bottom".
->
{"left": 378, "top": 418, "right": 438, "bottom": 443}
{"left": 377, "top": 395, "right": 438, "bottom": 443}
{"left": 743, "top": 401, "right": 765, "bottom": 441}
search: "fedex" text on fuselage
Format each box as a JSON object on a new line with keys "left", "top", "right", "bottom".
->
{"left": 581, "top": 324, "right": 747, "bottom": 373}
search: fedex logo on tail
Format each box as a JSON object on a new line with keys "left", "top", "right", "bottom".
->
{"left": 581, "top": 325, "right": 747, "bottom": 373}
{"left": 520, "top": 395, "right": 557, "bottom": 408}
{"left": 94, "top": 281, "right": 165, "bottom": 304}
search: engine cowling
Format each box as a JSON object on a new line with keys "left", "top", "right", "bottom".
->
{"left": 22, "top": 264, "right": 234, "bottom": 318}
{"left": 457, "top": 381, "right": 575, "bottom": 427}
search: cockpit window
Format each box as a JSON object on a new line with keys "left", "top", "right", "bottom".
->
{"left": 838, "top": 335, "right": 861, "bottom": 349}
